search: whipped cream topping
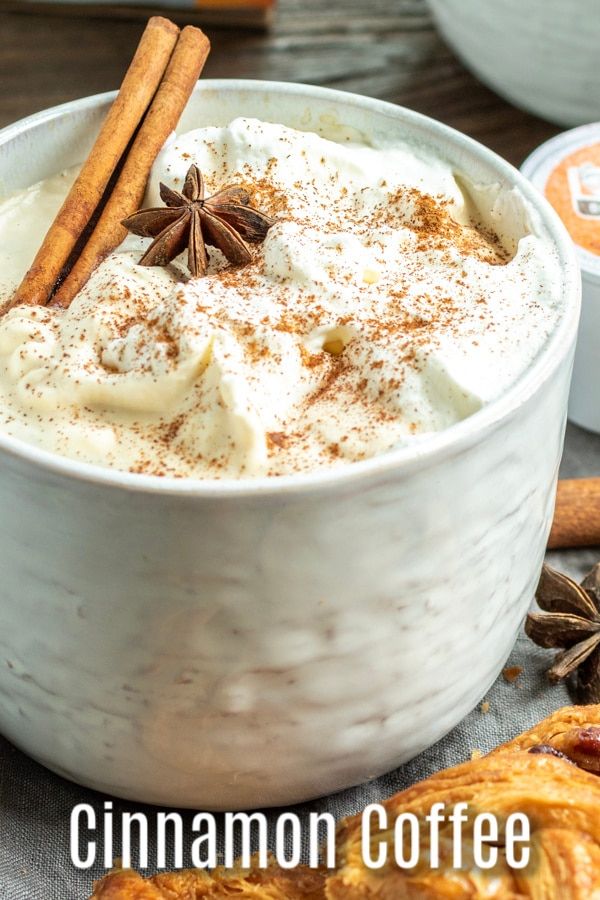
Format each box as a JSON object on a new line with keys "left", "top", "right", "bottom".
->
{"left": 0, "top": 118, "right": 563, "bottom": 479}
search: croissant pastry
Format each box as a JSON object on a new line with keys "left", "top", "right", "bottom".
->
{"left": 90, "top": 705, "right": 600, "bottom": 900}
{"left": 330, "top": 748, "right": 600, "bottom": 898}
{"left": 90, "top": 858, "right": 327, "bottom": 899}
{"left": 492, "top": 704, "right": 600, "bottom": 774}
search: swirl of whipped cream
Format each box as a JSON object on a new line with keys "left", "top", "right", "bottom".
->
{"left": 0, "top": 118, "right": 562, "bottom": 478}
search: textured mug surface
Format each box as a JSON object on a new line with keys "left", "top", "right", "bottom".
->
{"left": 0, "top": 82, "right": 581, "bottom": 808}
{"left": 428, "top": 0, "right": 600, "bottom": 127}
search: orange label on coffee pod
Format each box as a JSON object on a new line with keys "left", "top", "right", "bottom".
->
{"left": 545, "top": 143, "right": 600, "bottom": 257}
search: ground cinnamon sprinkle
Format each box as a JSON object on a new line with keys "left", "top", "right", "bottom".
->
{"left": 267, "top": 431, "right": 288, "bottom": 449}
{"left": 240, "top": 177, "right": 291, "bottom": 218}
{"left": 299, "top": 345, "right": 323, "bottom": 368}
{"left": 403, "top": 189, "right": 508, "bottom": 265}
{"left": 0, "top": 114, "right": 558, "bottom": 480}
{"left": 54, "top": 179, "right": 497, "bottom": 473}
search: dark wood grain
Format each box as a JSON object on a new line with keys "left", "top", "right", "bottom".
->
{"left": 0, "top": 0, "right": 560, "bottom": 167}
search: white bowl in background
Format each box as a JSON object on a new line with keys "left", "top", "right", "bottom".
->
{"left": 0, "top": 81, "right": 580, "bottom": 808}
{"left": 428, "top": 0, "right": 600, "bottom": 127}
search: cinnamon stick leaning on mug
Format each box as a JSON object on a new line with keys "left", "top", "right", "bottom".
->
{"left": 50, "top": 25, "right": 210, "bottom": 310}
{"left": 7, "top": 16, "right": 180, "bottom": 310}
{"left": 549, "top": 478, "right": 600, "bottom": 549}
{"left": 7, "top": 17, "right": 210, "bottom": 313}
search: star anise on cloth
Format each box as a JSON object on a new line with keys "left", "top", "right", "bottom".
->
{"left": 525, "top": 563, "right": 600, "bottom": 703}
{"left": 122, "top": 164, "right": 275, "bottom": 277}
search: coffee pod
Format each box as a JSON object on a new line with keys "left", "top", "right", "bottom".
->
{"left": 522, "top": 124, "right": 600, "bottom": 433}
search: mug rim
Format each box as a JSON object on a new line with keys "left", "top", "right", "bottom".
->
{"left": 0, "top": 79, "right": 581, "bottom": 498}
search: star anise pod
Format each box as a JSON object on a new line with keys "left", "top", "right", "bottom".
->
{"left": 525, "top": 563, "right": 600, "bottom": 703}
{"left": 122, "top": 164, "right": 275, "bottom": 277}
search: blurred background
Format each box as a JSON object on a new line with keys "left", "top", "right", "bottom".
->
{"left": 1, "top": 0, "right": 589, "bottom": 170}
{"left": 1, "top": 0, "right": 599, "bottom": 441}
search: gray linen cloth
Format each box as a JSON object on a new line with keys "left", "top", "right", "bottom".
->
{"left": 1, "top": 423, "right": 599, "bottom": 900}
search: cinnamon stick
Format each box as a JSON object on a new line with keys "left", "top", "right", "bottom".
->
{"left": 50, "top": 25, "right": 210, "bottom": 310}
{"left": 8, "top": 16, "right": 180, "bottom": 310}
{"left": 549, "top": 478, "right": 600, "bottom": 549}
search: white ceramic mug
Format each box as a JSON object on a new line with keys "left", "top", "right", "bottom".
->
{"left": 0, "top": 82, "right": 580, "bottom": 809}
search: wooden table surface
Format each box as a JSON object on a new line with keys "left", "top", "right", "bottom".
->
{"left": 0, "top": 0, "right": 561, "bottom": 168}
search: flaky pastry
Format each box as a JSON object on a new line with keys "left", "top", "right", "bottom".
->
{"left": 90, "top": 857, "right": 326, "bottom": 899}
{"left": 89, "top": 705, "right": 600, "bottom": 900}
{"left": 491, "top": 704, "right": 600, "bottom": 774}
{"left": 330, "top": 750, "right": 600, "bottom": 898}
